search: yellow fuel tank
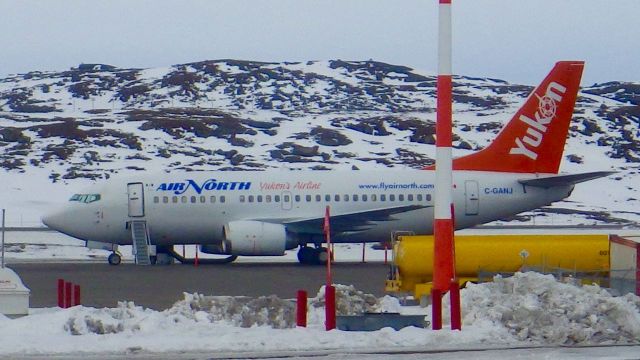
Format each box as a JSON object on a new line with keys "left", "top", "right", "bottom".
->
{"left": 387, "top": 234, "right": 610, "bottom": 297}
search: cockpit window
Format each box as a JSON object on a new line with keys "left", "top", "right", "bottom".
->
{"left": 69, "top": 194, "right": 101, "bottom": 203}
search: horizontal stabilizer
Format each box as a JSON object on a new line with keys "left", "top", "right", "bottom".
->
{"left": 518, "top": 171, "right": 616, "bottom": 188}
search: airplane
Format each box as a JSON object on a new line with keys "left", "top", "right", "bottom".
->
{"left": 42, "top": 61, "right": 614, "bottom": 266}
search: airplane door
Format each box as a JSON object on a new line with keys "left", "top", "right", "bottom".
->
{"left": 127, "top": 182, "right": 145, "bottom": 217}
{"left": 281, "top": 191, "right": 292, "bottom": 210}
{"left": 464, "top": 180, "right": 479, "bottom": 215}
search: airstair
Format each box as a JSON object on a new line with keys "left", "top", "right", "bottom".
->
{"left": 130, "top": 220, "right": 152, "bottom": 265}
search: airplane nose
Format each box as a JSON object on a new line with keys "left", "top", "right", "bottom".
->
{"left": 42, "top": 205, "right": 101, "bottom": 241}
{"left": 41, "top": 209, "right": 67, "bottom": 231}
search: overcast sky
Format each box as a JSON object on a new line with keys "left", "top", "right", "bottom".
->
{"left": 1, "top": 0, "right": 638, "bottom": 85}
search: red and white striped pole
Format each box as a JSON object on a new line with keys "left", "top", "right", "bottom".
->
{"left": 433, "top": 0, "right": 457, "bottom": 330}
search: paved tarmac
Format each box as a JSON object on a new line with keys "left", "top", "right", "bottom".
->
{"left": 10, "top": 262, "right": 391, "bottom": 310}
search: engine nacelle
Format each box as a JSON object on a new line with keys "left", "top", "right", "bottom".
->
{"left": 223, "top": 220, "right": 294, "bottom": 256}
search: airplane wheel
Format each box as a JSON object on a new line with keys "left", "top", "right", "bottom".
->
{"left": 297, "top": 247, "right": 328, "bottom": 265}
{"left": 297, "top": 246, "right": 316, "bottom": 265}
{"left": 316, "top": 248, "right": 329, "bottom": 264}
{"left": 108, "top": 252, "right": 122, "bottom": 266}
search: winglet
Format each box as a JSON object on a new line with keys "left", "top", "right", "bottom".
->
{"left": 432, "top": 61, "right": 584, "bottom": 174}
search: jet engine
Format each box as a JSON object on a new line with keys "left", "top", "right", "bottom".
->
{"left": 222, "top": 220, "right": 296, "bottom": 255}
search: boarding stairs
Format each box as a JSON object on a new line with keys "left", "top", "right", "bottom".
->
{"left": 130, "top": 220, "right": 152, "bottom": 265}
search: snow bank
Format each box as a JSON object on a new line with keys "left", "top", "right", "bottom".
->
{"left": 62, "top": 285, "right": 388, "bottom": 335}
{"left": 449, "top": 272, "right": 640, "bottom": 345}
{"left": 310, "top": 284, "right": 382, "bottom": 314}
{"left": 0, "top": 273, "right": 639, "bottom": 356}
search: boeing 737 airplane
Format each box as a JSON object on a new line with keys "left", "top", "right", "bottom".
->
{"left": 42, "top": 61, "right": 613, "bottom": 265}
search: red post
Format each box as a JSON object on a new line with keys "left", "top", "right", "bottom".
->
{"left": 323, "top": 206, "right": 336, "bottom": 331}
{"left": 324, "top": 206, "right": 332, "bottom": 285}
{"left": 74, "top": 284, "right": 81, "bottom": 307}
{"left": 194, "top": 245, "right": 199, "bottom": 267}
{"left": 325, "top": 285, "right": 336, "bottom": 331}
{"left": 57, "top": 279, "right": 65, "bottom": 308}
{"left": 296, "top": 290, "right": 307, "bottom": 327}
{"left": 431, "top": 288, "right": 442, "bottom": 330}
{"left": 433, "top": 0, "right": 456, "bottom": 330}
{"left": 450, "top": 280, "right": 461, "bottom": 330}
{"left": 65, "top": 281, "right": 72, "bottom": 309}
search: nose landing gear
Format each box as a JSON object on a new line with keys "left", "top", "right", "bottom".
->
{"left": 107, "top": 252, "right": 122, "bottom": 266}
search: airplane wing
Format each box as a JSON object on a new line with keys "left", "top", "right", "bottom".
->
{"left": 518, "top": 171, "right": 616, "bottom": 188}
{"left": 280, "top": 205, "right": 429, "bottom": 235}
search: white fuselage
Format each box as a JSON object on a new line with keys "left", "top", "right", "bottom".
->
{"left": 43, "top": 169, "right": 573, "bottom": 249}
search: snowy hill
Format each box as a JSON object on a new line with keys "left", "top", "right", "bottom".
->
{"left": 0, "top": 60, "right": 638, "bottom": 227}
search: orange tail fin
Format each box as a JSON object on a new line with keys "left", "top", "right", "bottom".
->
{"left": 449, "top": 61, "right": 584, "bottom": 174}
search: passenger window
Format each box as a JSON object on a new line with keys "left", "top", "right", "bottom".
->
{"left": 306, "top": 195, "right": 312, "bottom": 202}
{"left": 284, "top": 195, "right": 290, "bottom": 202}
{"left": 353, "top": 194, "right": 358, "bottom": 202}
{"left": 181, "top": 196, "right": 187, "bottom": 203}
{"left": 275, "top": 195, "right": 281, "bottom": 202}
{"left": 408, "top": 194, "right": 413, "bottom": 201}
{"left": 426, "top": 194, "right": 432, "bottom": 201}
{"left": 380, "top": 194, "right": 386, "bottom": 201}
{"left": 362, "top": 194, "right": 367, "bottom": 202}
{"left": 163, "top": 196, "right": 169, "bottom": 204}
{"left": 190, "top": 196, "right": 196, "bottom": 203}
{"left": 220, "top": 196, "right": 226, "bottom": 203}
{"left": 200, "top": 196, "right": 206, "bottom": 203}
{"left": 295, "top": 195, "right": 301, "bottom": 202}
{"left": 316, "top": 195, "right": 321, "bottom": 202}
{"left": 325, "top": 195, "right": 331, "bottom": 202}
{"left": 257, "top": 195, "right": 263, "bottom": 203}
{"left": 398, "top": 194, "right": 404, "bottom": 201}
{"left": 240, "top": 195, "right": 246, "bottom": 203}
{"left": 343, "top": 194, "right": 349, "bottom": 202}
{"left": 266, "top": 195, "right": 272, "bottom": 203}
{"left": 210, "top": 196, "right": 216, "bottom": 203}
{"left": 172, "top": 196, "right": 178, "bottom": 203}
{"left": 248, "top": 195, "right": 254, "bottom": 203}
{"left": 334, "top": 194, "right": 340, "bottom": 202}
{"left": 389, "top": 194, "right": 395, "bottom": 201}
{"left": 371, "top": 194, "right": 377, "bottom": 201}
{"left": 154, "top": 196, "right": 159, "bottom": 204}
{"left": 417, "top": 194, "right": 423, "bottom": 201}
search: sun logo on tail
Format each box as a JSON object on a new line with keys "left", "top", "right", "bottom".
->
{"left": 536, "top": 94, "right": 558, "bottom": 119}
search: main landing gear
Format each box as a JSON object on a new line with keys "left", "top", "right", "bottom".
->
{"left": 297, "top": 245, "right": 329, "bottom": 265}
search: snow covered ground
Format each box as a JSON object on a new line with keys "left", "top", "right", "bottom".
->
{"left": 1, "top": 272, "right": 639, "bottom": 359}
{"left": 1, "top": 231, "right": 640, "bottom": 358}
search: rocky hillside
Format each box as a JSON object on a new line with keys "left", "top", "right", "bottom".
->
{"left": 0, "top": 60, "right": 638, "bottom": 225}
